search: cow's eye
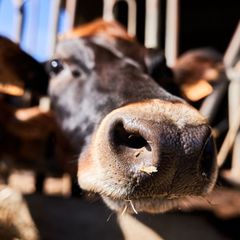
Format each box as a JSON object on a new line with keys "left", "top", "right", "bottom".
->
{"left": 71, "top": 69, "right": 82, "bottom": 78}
{"left": 49, "top": 59, "right": 64, "bottom": 74}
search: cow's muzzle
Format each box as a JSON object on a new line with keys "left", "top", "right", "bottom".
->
{"left": 78, "top": 99, "right": 218, "bottom": 213}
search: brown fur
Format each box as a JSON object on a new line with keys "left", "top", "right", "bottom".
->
{"left": 0, "top": 100, "right": 75, "bottom": 181}
{"left": 60, "top": 18, "right": 134, "bottom": 41}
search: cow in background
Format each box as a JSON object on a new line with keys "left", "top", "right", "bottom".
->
{"left": 173, "top": 48, "right": 225, "bottom": 103}
{"left": 0, "top": 37, "right": 79, "bottom": 194}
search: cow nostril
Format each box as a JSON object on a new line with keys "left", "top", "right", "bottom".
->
{"left": 199, "top": 136, "right": 216, "bottom": 179}
{"left": 112, "top": 122, "right": 150, "bottom": 150}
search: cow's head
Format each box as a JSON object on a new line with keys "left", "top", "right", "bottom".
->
{"left": 48, "top": 19, "right": 218, "bottom": 213}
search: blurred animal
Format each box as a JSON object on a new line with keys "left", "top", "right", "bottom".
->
{"left": 0, "top": 185, "right": 39, "bottom": 240}
{"left": 0, "top": 36, "right": 48, "bottom": 100}
{"left": 173, "top": 48, "right": 225, "bottom": 103}
{"left": 0, "top": 37, "right": 78, "bottom": 194}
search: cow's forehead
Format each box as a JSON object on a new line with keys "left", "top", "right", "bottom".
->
{"left": 90, "top": 36, "right": 143, "bottom": 70}
{"left": 55, "top": 38, "right": 95, "bottom": 69}
{"left": 56, "top": 36, "right": 143, "bottom": 71}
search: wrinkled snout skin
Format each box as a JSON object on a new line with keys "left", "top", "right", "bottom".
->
{"left": 48, "top": 20, "right": 218, "bottom": 214}
{"left": 78, "top": 100, "right": 217, "bottom": 213}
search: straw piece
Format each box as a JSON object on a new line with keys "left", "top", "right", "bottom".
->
{"left": 139, "top": 166, "right": 158, "bottom": 175}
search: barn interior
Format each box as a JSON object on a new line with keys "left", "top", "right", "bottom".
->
{"left": 0, "top": 0, "right": 240, "bottom": 240}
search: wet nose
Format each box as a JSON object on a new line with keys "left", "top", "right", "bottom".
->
{"left": 108, "top": 116, "right": 216, "bottom": 180}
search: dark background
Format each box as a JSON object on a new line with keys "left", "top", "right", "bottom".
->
{"left": 73, "top": 0, "right": 240, "bottom": 54}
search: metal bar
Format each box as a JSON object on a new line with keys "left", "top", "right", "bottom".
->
{"left": 200, "top": 23, "right": 240, "bottom": 136}
{"left": 144, "top": 0, "right": 160, "bottom": 48}
{"left": 221, "top": 131, "right": 240, "bottom": 185}
{"left": 103, "top": 0, "right": 116, "bottom": 21}
{"left": 165, "top": 0, "right": 179, "bottom": 67}
{"left": 217, "top": 78, "right": 240, "bottom": 168}
{"left": 212, "top": 119, "right": 228, "bottom": 139}
{"left": 125, "top": 0, "right": 136, "bottom": 36}
{"left": 228, "top": 75, "right": 240, "bottom": 129}
{"left": 217, "top": 104, "right": 240, "bottom": 167}
{"left": 30, "top": 0, "right": 40, "bottom": 55}
{"left": 103, "top": 0, "right": 137, "bottom": 37}
{"left": 226, "top": 21, "right": 240, "bottom": 132}
{"left": 199, "top": 80, "right": 228, "bottom": 124}
{"left": 66, "top": 0, "right": 77, "bottom": 30}
{"left": 12, "top": 0, "right": 24, "bottom": 43}
{"left": 223, "top": 21, "right": 240, "bottom": 68}
{"left": 222, "top": 78, "right": 240, "bottom": 175}
{"left": 219, "top": 20, "right": 240, "bottom": 169}
{"left": 230, "top": 132, "right": 240, "bottom": 177}
{"left": 48, "top": 0, "right": 61, "bottom": 57}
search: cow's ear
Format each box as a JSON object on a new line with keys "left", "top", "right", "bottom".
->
{"left": 145, "top": 49, "right": 166, "bottom": 74}
{"left": 0, "top": 36, "right": 49, "bottom": 96}
{"left": 145, "top": 49, "right": 180, "bottom": 96}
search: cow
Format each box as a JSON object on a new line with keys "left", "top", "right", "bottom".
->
{"left": 0, "top": 37, "right": 81, "bottom": 195}
{"left": 0, "top": 99, "right": 75, "bottom": 191}
{"left": 0, "top": 36, "right": 48, "bottom": 101}
{"left": 173, "top": 48, "right": 223, "bottom": 101}
{"left": 47, "top": 19, "right": 218, "bottom": 214}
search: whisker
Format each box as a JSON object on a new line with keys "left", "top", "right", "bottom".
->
{"left": 106, "top": 211, "right": 114, "bottom": 222}
{"left": 121, "top": 205, "right": 128, "bottom": 216}
{"left": 128, "top": 200, "right": 138, "bottom": 214}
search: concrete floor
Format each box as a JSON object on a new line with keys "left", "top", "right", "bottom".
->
{"left": 25, "top": 194, "right": 123, "bottom": 240}
{"left": 4, "top": 171, "right": 240, "bottom": 240}
{"left": 24, "top": 193, "right": 240, "bottom": 240}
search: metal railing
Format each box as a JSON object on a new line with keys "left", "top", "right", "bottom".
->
{"left": 103, "top": 0, "right": 137, "bottom": 37}
{"left": 0, "top": 0, "right": 180, "bottom": 66}
{"left": 103, "top": 0, "right": 179, "bottom": 66}
{"left": 0, "top": 0, "right": 77, "bottom": 60}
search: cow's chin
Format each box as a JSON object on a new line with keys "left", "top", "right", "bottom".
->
{"left": 101, "top": 195, "right": 183, "bottom": 214}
